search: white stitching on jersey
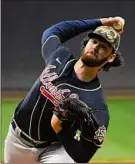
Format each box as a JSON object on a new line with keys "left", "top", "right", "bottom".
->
{"left": 13, "top": 119, "right": 47, "bottom": 143}
{"left": 29, "top": 95, "right": 41, "bottom": 137}
{"left": 41, "top": 35, "right": 60, "bottom": 56}
{"left": 38, "top": 99, "right": 48, "bottom": 140}
{"left": 81, "top": 135, "right": 101, "bottom": 148}
{"left": 58, "top": 59, "right": 76, "bottom": 77}
{"left": 57, "top": 58, "right": 101, "bottom": 91}
{"left": 56, "top": 83, "right": 101, "bottom": 91}
{"left": 57, "top": 59, "right": 101, "bottom": 91}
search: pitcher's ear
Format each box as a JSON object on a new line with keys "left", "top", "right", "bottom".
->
{"left": 103, "top": 52, "right": 125, "bottom": 72}
{"left": 108, "top": 54, "right": 116, "bottom": 63}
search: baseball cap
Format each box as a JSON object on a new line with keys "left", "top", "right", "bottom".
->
{"left": 88, "top": 26, "right": 121, "bottom": 52}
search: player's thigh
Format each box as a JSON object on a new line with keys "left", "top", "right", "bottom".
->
{"left": 38, "top": 142, "right": 74, "bottom": 163}
{"left": 4, "top": 125, "right": 39, "bottom": 164}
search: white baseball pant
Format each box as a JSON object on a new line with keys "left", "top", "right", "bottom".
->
{"left": 4, "top": 124, "right": 74, "bottom": 163}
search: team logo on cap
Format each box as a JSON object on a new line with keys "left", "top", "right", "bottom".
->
{"left": 96, "top": 26, "right": 117, "bottom": 42}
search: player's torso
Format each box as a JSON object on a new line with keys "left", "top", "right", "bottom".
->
{"left": 14, "top": 47, "right": 109, "bottom": 142}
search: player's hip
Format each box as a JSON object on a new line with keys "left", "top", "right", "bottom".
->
{"left": 10, "top": 119, "right": 54, "bottom": 149}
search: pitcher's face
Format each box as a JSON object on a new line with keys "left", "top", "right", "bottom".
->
{"left": 81, "top": 37, "right": 113, "bottom": 67}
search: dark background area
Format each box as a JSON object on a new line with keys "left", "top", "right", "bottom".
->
{"left": 2, "top": 0, "right": 135, "bottom": 91}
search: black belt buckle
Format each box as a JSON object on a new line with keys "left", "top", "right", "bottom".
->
{"left": 11, "top": 120, "right": 51, "bottom": 148}
{"left": 35, "top": 142, "right": 51, "bottom": 148}
{"left": 20, "top": 132, "right": 51, "bottom": 148}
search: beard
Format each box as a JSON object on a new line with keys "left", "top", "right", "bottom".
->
{"left": 81, "top": 51, "right": 109, "bottom": 67}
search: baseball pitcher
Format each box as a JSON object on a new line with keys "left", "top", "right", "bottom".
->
{"left": 4, "top": 16, "right": 125, "bottom": 163}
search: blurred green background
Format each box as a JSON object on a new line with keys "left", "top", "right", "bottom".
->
{"left": 1, "top": 98, "right": 135, "bottom": 162}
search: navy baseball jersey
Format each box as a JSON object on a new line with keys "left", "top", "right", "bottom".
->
{"left": 13, "top": 19, "right": 110, "bottom": 162}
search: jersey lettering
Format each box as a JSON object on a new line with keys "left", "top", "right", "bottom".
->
{"left": 40, "top": 65, "right": 72, "bottom": 105}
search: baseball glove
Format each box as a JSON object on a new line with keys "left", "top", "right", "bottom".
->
{"left": 53, "top": 98, "right": 93, "bottom": 125}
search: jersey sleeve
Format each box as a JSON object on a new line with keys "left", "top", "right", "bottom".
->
{"left": 41, "top": 19, "right": 102, "bottom": 64}
{"left": 57, "top": 128, "right": 97, "bottom": 163}
{"left": 56, "top": 90, "right": 109, "bottom": 163}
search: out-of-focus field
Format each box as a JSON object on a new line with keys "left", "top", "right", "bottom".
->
{"left": 1, "top": 97, "right": 135, "bottom": 163}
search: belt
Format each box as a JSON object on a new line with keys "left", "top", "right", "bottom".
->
{"left": 11, "top": 120, "right": 51, "bottom": 148}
